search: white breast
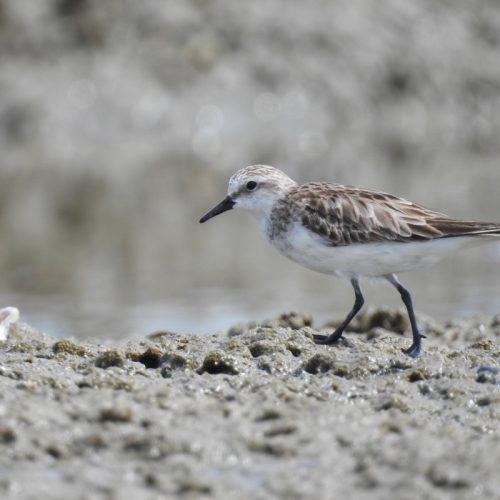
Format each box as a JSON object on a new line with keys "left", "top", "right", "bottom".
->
{"left": 269, "top": 222, "right": 495, "bottom": 279}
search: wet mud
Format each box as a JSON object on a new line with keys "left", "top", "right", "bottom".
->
{"left": 0, "top": 310, "right": 499, "bottom": 499}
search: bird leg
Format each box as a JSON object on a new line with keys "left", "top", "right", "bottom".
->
{"left": 385, "top": 274, "right": 423, "bottom": 358}
{"left": 313, "top": 277, "right": 364, "bottom": 345}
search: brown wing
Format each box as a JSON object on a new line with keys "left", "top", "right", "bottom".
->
{"left": 286, "top": 183, "right": 500, "bottom": 247}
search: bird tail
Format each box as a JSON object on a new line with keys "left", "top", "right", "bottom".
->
{"left": 430, "top": 219, "right": 500, "bottom": 238}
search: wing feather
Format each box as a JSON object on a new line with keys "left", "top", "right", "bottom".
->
{"left": 279, "top": 183, "right": 500, "bottom": 246}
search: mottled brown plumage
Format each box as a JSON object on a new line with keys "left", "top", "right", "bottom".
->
{"left": 270, "top": 182, "right": 500, "bottom": 246}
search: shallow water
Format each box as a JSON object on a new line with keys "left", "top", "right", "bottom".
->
{"left": 2, "top": 242, "right": 499, "bottom": 339}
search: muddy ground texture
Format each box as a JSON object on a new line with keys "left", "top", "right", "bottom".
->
{"left": 0, "top": 309, "right": 499, "bottom": 500}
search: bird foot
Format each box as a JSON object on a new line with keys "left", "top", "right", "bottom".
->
{"left": 403, "top": 333, "right": 425, "bottom": 358}
{"left": 313, "top": 333, "right": 343, "bottom": 345}
{"left": 403, "top": 342, "right": 421, "bottom": 358}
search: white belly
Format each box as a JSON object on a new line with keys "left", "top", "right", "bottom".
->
{"left": 270, "top": 222, "right": 495, "bottom": 278}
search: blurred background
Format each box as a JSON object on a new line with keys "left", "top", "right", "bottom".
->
{"left": 1, "top": 0, "right": 500, "bottom": 339}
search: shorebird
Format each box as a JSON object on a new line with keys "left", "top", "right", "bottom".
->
{"left": 200, "top": 165, "right": 500, "bottom": 357}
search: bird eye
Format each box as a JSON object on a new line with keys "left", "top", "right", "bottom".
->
{"left": 246, "top": 181, "right": 257, "bottom": 191}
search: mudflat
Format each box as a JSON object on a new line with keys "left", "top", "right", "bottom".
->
{"left": 0, "top": 310, "right": 498, "bottom": 499}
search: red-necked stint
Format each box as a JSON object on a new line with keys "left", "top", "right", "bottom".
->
{"left": 200, "top": 165, "right": 500, "bottom": 357}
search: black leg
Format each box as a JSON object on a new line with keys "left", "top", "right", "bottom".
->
{"left": 314, "top": 277, "right": 364, "bottom": 345}
{"left": 386, "top": 274, "right": 423, "bottom": 357}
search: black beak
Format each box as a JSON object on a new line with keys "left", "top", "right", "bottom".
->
{"left": 199, "top": 196, "right": 235, "bottom": 223}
